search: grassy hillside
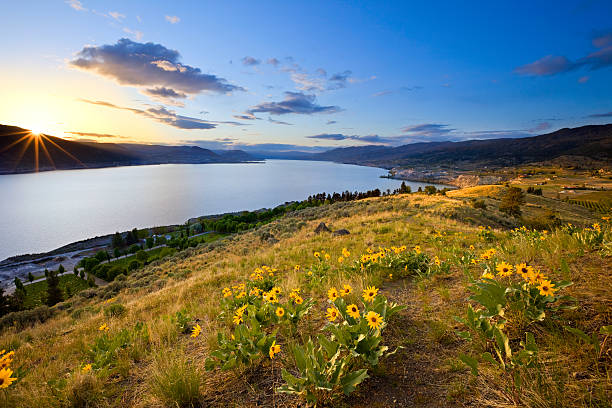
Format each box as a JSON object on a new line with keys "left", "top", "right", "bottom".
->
{"left": 0, "top": 189, "right": 610, "bottom": 407}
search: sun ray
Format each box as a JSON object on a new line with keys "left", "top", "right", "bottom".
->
{"left": 40, "top": 134, "right": 87, "bottom": 168}
{"left": 0, "top": 132, "right": 31, "bottom": 154}
{"left": 10, "top": 134, "right": 34, "bottom": 172}
{"left": 34, "top": 133, "right": 39, "bottom": 172}
{"left": 38, "top": 135, "right": 56, "bottom": 169}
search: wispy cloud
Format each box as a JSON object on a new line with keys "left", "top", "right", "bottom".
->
{"left": 80, "top": 99, "right": 246, "bottom": 129}
{"left": 165, "top": 15, "right": 180, "bottom": 24}
{"left": 70, "top": 38, "right": 243, "bottom": 106}
{"left": 241, "top": 56, "right": 260, "bottom": 66}
{"left": 122, "top": 28, "right": 143, "bottom": 40}
{"left": 142, "top": 87, "right": 187, "bottom": 107}
{"left": 66, "top": 0, "right": 86, "bottom": 11}
{"left": 515, "top": 31, "right": 612, "bottom": 76}
{"left": 246, "top": 92, "right": 340, "bottom": 116}
{"left": 65, "top": 131, "right": 128, "bottom": 140}
{"left": 307, "top": 133, "right": 397, "bottom": 145}
{"left": 587, "top": 111, "right": 612, "bottom": 118}
{"left": 266, "top": 58, "right": 280, "bottom": 67}
{"left": 528, "top": 122, "right": 552, "bottom": 132}
{"left": 268, "top": 117, "right": 293, "bottom": 125}
{"left": 108, "top": 11, "right": 125, "bottom": 21}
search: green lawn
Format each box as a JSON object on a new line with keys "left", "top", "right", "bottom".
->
{"left": 22, "top": 274, "right": 89, "bottom": 309}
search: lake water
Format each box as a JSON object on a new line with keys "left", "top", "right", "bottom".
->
{"left": 0, "top": 160, "right": 441, "bottom": 261}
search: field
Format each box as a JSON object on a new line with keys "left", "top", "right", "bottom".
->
{"left": 0, "top": 187, "right": 610, "bottom": 407}
{"left": 21, "top": 274, "right": 90, "bottom": 309}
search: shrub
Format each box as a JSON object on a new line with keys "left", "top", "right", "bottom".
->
{"left": 65, "top": 372, "right": 105, "bottom": 408}
{"left": 0, "top": 305, "right": 54, "bottom": 332}
{"left": 104, "top": 303, "right": 127, "bottom": 318}
{"left": 499, "top": 187, "right": 525, "bottom": 217}
{"left": 149, "top": 352, "right": 201, "bottom": 408}
{"left": 128, "top": 260, "right": 141, "bottom": 271}
{"left": 471, "top": 199, "right": 487, "bottom": 210}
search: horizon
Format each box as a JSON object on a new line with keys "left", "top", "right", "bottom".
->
{"left": 1, "top": 1, "right": 612, "bottom": 153}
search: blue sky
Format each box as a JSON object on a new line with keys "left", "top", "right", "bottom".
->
{"left": 1, "top": 0, "right": 611, "bottom": 152}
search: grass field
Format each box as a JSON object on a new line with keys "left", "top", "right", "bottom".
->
{"left": 21, "top": 274, "right": 90, "bottom": 309}
{"left": 0, "top": 188, "right": 609, "bottom": 407}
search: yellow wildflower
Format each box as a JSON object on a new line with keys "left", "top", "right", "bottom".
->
{"left": 190, "top": 324, "right": 202, "bottom": 338}
{"left": 293, "top": 295, "right": 304, "bottom": 305}
{"left": 346, "top": 304, "right": 360, "bottom": 319}
{"left": 342, "top": 248, "right": 350, "bottom": 258}
{"left": 537, "top": 280, "right": 557, "bottom": 297}
{"left": 82, "top": 363, "right": 92, "bottom": 373}
{"left": 362, "top": 286, "right": 379, "bottom": 303}
{"left": 365, "top": 311, "right": 383, "bottom": 330}
{"left": 276, "top": 307, "right": 285, "bottom": 317}
{"left": 269, "top": 341, "right": 281, "bottom": 359}
{"left": 328, "top": 287, "right": 339, "bottom": 301}
{"left": 0, "top": 351, "right": 14, "bottom": 370}
{"left": 434, "top": 256, "right": 441, "bottom": 266}
{"left": 496, "top": 262, "right": 513, "bottom": 277}
{"left": 338, "top": 256, "right": 344, "bottom": 263}
{"left": 314, "top": 251, "right": 320, "bottom": 258}
{"left": 340, "top": 284, "right": 352, "bottom": 297}
{"left": 515, "top": 263, "right": 534, "bottom": 281}
{"left": 326, "top": 307, "right": 340, "bottom": 322}
{"left": 0, "top": 368, "right": 17, "bottom": 389}
{"left": 324, "top": 253, "right": 331, "bottom": 261}
{"left": 98, "top": 323, "right": 109, "bottom": 332}
{"left": 413, "top": 245, "right": 421, "bottom": 254}
{"left": 294, "top": 265, "right": 300, "bottom": 272}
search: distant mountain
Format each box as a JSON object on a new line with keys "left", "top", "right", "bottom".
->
{"left": 314, "top": 124, "right": 612, "bottom": 169}
{"left": 0, "top": 124, "right": 256, "bottom": 174}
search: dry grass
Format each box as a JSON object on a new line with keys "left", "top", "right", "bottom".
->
{"left": 0, "top": 191, "right": 609, "bottom": 407}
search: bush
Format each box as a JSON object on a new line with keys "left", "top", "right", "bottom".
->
{"left": 149, "top": 352, "right": 201, "bottom": 407}
{"left": 471, "top": 199, "right": 487, "bottom": 210}
{"left": 128, "top": 260, "right": 141, "bottom": 271}
{"left": 526, "top": 186, "right": 543, "bottom": 196}
{"left": 66, "top": 373, "right": 105, "bottom": 408}
{"left": 499, "top": 187, "right": 525, "bottom": 217}
{"left": 0, "top": 305, "right": 54, "bottom": 332}
{"left": 104, "top": 303, "right": 127, "bottom": 318}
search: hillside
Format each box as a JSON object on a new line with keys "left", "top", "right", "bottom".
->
{"left": 0, "top": 124, "right": 255, "bottom": 174}
{"left": 0, "top": 184, "right": 609, "bottom": 407}
{"left": 315, "top": 124, "right": 612, "bottom": 169}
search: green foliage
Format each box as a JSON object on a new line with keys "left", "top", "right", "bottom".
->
{"left": 104, "top": 303, "right": 127, "bottom": 318}
{"left": 277, "top": 338, "right": 369, "bottom": 404}
{"left": 204, "top": 313, "right": 277, "bottom": 371}
{"left": 171, "top": 309, "right": 192, "bottom": 334}
{"left": 87, "top": 322, "right": 149, "bottom": 372}
{"left": 499, "top": 186, "right": 525, "bottom": 217}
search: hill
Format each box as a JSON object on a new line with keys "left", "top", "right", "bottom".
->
{"left": 0, "top": 124, "right": 255, "bottom": 174}
{"left": 315, "top": 124, "right": 612, "bottom": 169}
{"left": 0, "top": 183, "right": 609, "bottom": 407}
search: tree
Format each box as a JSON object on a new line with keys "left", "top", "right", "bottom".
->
{"left": 79, "top": 269, "right": 85, "bottom": 280}
{"left": 44, "top": 268, "right": 49, "bottom": 277}
{"left": 114, "top": 248, "right": 122, "bottom": 258}
{"left": 136, "top": 250, "right": 148, "bottom": 264}
{"left": 0, "top": 288, "right": 11, "bottom": 316}
{"left": 74, "top": 267, "right": 79, "bottom": 276}
{"left": 14, "top": 277, "right": 26, "bottom": 294}
{"left": 58, "top": 264, "right": 65, "bottom": 274}
{"left": 146, "top": 237, "right": 154, "bottom": 249}
{"left": 28, "top": 272, "right": 35, "bottom": 283}
{"left": 46, "top": 269, "right": 63, "bottom": 306}
{"left": 499, "top": 186, "right": 525, "bottom": 217}
{"left": 132, "top": 228, "right": 140, "bottom": 242}
{"left": 112, "top": 232, "right": 125, "bottom": 248}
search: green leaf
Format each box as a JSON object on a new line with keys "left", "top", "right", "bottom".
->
{"left": 600, "top": 325, "right": 612, "bottom": 335}
{"left": 459, "top": 353, "right": 479, "bottom": 375}
{"left": 341, "top": 369, "right": 369, "bottom": 395}
{"left": 481, "top": 352, "right": 499, "bottom": 367}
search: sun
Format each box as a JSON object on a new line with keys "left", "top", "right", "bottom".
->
{"left": 29, "top": 126, "right": 44, "bottom": 136}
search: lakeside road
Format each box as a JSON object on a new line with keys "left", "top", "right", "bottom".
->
{"left": 1, "top": 231, "right": 214, "bottom": 292}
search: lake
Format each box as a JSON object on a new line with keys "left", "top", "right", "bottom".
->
{"left": 0, "top": 160, "right": 442, "bottom": 261}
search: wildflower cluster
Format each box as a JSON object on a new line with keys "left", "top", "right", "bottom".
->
{"left": 0, "top": 350, "right": 17, "bottom": 389}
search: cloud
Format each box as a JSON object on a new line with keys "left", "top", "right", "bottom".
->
{"left": 290, "top": 72, "right": 325, "bottom": 92}
{"left": 372, "top": 86, "right": 423, "bottom": 97}
{"left": 578, "top": 76, "right": 590, "bottom": 83}
{"left": 70, "top": 38, "right": 243, "bottom": 99}
{"left": 401, "top": 123, "right": 454, "bottom": 137}
{"left": 233, "top": 114, "right": 257, "bottom": 120}
{"left": 122, "top": 28, "right": 143, "bottom": 40}
{"left": 165, "top": 15, "right": 180, "bottom": 24}
{"left": 515, "top": 31, "right": 612, "bottom": 76}
{"left": 268, "top": 117, "right": 293, "bottom": 125}
{"left": 372, "top": 90, "right": 393, "bottom": 97}
{"left": 515, "top": 55, "right": 575, "bottom": 76}
{"left": 326, "top": 120, "right": 337, "bottom": 125}
{"left": 242, "top": 56, "right": 260, "bottom": 66}
{"left": 528, "top": 122, "right": 552, "bottom": 132}
{"left": 66, "top": 0, "right": 86, "bottom": 11}
{"left": 108, "top": 11, "right": 125, "bottom": 21}
{"left": 79, "top": 99, "right": 245, "bottom": 129}
{"left": 327, "top": 70, "right": 352, "bottom": 89}
{"left": 142, "top": 87, "right": 187, "bottom": 106}
{"left": 246, "top": 92, "right": 341, "bottom": 116}
{"left": 307, "top": 133, "right": 397, "bottom": 145}
{"left": 587, "top": 111, "right": 612, "bottom": 118}
{"left": 266, "top": 58, "right": 280, "bottom": 67}
{"left": 66, "top": 131, "right": 128, "bottom": 139}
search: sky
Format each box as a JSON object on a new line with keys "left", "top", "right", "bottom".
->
{"left": 1, "top": 0, "right": 611, "bottom": 152}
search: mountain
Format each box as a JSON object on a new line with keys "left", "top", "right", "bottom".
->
{"left": 314, "top": 124, "right": 612, "bottom": 169}
{"left": 0, "top": 125, "right": 137, "bottom": 173}
{"left": 0, "top": 124, "right": 256, "bottom": 174}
